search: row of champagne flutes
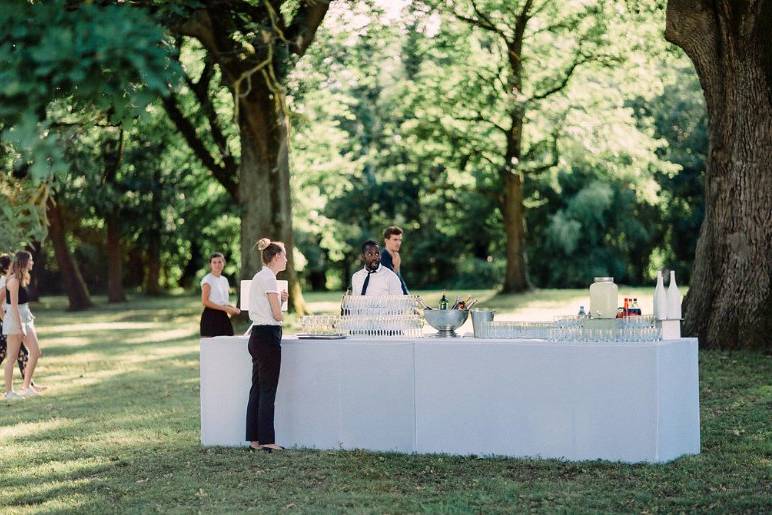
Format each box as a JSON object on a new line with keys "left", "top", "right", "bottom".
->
{"left": 476, "top": 321, "right": 552, "bottom": 339}
{"left": 340, "top": 294, "right": 421, "bottom": 316}
{"left": 549, "top": 315, "right": 661, "bottom": 343}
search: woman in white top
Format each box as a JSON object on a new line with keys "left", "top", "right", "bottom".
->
{"left": 245, "top": 238, "right": 288, "bottom": 452}
{"left": 3, "top": 251, "right": 42, "bottom": 400}
{"left": 200, "top": 253, "right": 240, "bottom": 337}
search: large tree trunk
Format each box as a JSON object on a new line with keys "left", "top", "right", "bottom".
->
{"left": 238, "top": 85, "right": 307, "bottom": 315}
{"left": 145, "top": 168, "right": 162, "bottom": 296}
{"left": 144, "top": 228, "right": 162, "bottom": 296}
{"left": 501, "top": 169, "right": 528, "bottom": 292}
{"left": 106, "top": 212, "right": 126, "bottom": 302}
{"left": 501, "top": 30, "right": 530, "bottom": 293}
{"left": 46, "top": 199, "right": 93, "bottom": 311}
{"left": 178, "top": 240, "right": 202, "bottom": 289}
{"left": 666, "top": 0, "right": 772, "bottom": 349}
{"left": 26, "top": 241, "right": 42, "bottom": 301}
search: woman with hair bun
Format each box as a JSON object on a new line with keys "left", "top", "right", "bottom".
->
{"left": 245, "top": 237, "right": 288, "bottom": 452}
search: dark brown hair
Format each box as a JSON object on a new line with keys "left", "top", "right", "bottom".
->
{"left": 0, "top": 254, "right": 10, "bottom": 274}
{"left": 383, "top": 226, "right": 403, "bottom": 240}
{"left": 256, "top": 238, "right": 285, "bottom": 265}
{"left": 11, "top": 250, "right": 32, "bottom": 287}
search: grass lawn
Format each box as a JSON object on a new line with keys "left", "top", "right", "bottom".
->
{"left": 0, "top": 292, "right": 769, "bottom": 513}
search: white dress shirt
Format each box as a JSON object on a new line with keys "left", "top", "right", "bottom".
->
{"left": 248, "top": 267, "right": 281, "bottom": 326}
{"left": 351, "top": 265, "right": 403, "bottom": 296}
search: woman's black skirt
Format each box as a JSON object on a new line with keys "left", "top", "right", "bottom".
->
{"left": 200, "top": 307, "right": 234, "bottom": 337}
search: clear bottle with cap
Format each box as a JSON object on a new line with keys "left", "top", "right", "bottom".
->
{"left": 589, "top": 277, "right": 618, "bottom": 318}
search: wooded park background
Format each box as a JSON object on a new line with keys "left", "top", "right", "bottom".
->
{"left": 0, "top": 0, "right": 769, "bottom": 349}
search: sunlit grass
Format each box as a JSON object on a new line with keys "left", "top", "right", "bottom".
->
{"left": 0, "top": 292, "right": 767, "bottom": 513}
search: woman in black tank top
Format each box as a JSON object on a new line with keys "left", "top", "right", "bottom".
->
{"left": 3, "top": 251, "right": 42, "bottom": 399}
{"left": 6, "top": 285, "right": 29, "bottom": 305}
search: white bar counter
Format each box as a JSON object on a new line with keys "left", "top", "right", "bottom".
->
{"left": 200, "top": 336, "right": 700, "bottom": 463}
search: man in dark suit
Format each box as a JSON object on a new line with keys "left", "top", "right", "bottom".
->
{"left": 380, "top": 226, "right": 408, "bottom": 294}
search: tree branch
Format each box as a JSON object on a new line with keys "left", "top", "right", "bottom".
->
{"left": 285, "top": 0, "right": 331, "bottom": 57}
{"left": 453, "top": 113, "right": 509, "bottom": 135}
{"left": 527, "top": 48, "right": 592, "bottom": 102}
{"left": 520, "top": 131, "right": 559, "bottom": 175}
{"left": 182, "top": 59, "right": 238, "bottom": 176}
{"left": 161, "top": 92, "right": 238, "bottom": 201}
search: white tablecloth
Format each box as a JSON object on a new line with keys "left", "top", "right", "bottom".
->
{"left": 200, "top": 336, "right": 700, "bottom": 463}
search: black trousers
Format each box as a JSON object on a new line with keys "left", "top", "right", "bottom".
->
{"left": 245, "top": 325, "right": 282, "bottom": 444}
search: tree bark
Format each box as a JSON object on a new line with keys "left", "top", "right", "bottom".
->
{"left": 144, "top": 169, "right": 162, "bottom": 296}
{"left": 666, "top": 0, "right": 772, "bottom": 349}
{"left": 106, "top": 211, "right": 126, "bottom": 302}
{"left": 25, "top": 241, "right": 42, "bottom": 301}
{"left": 500, "top": 16, "right": 530, "bottom": 293}
{"left": 173, "top": 5, "right": 330, "bottom": 316}
{"left": 46, "top": 198, "right": 93, "bottom": 311}
{"left": 238, "top": 84, "right": 306, "bottom": 314}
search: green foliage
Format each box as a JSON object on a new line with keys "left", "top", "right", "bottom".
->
{"left": 0, "top": 0, "right": 177, "bottom": 178}
{"left": 286, "top": 1, "right": 702, "bottom": 290}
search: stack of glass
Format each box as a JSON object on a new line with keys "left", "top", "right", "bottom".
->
{"left": 338, "top": 294, "right": 423, "bottom": 338}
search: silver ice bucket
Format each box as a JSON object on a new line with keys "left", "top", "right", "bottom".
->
{"left": 471, "top": 309, "right": 495, "bottom": 338}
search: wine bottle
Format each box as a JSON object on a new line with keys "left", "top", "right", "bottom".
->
{"left": 439, "top": 292, "right": 448, "bottom": 310}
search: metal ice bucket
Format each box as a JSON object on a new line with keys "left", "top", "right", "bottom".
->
{"left": 423, "top": 309, "right": 469, "bottom": 337}
{"left": 470, "top": 309, "right": 495, "bottom": 338}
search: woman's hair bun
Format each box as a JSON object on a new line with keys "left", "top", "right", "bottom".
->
{"left": 256, "top": 238, "right": 272, "bottom": 251}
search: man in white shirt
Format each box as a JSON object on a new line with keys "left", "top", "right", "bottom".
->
{"left": 351, "top": 240, "right": 404, "bottom": 296}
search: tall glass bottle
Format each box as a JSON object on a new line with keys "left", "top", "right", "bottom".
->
{"left": 654, "top": 271, "right": 667, "bottom": 320}
{"left": 667, "top": 271, "right": 682, "bottom": 319}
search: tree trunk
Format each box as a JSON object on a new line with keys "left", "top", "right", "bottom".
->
{"left": 106, "top": 211, "right": 126, "bottom": 302}
{"left": 499, "top": 18, "right": 530, "bottom": 293}
{"left": 26, "top": 241, "right": 42, "bottom": 301}
{"left": 179, "top": 240, "right": 202, "bottom": 289}
{"left": 145, "top": 228, "right": 162, "bottom": 296}
{"left": 500, "top": 86, "right": 529, "bottom": 292}
{"left": 238, "top": 85, "right": 307, "bottom": 315}
{"left": 501, "top": 169, "right": 528, "bottom": 292}
{"left": 666, "top": 0, "right": 772, "bottom": 349}
{"left": 145, "top": 169, "right": 162, "bottom": 296}
{"left": 46, "top": 199, "right": 93, "bottom": 311}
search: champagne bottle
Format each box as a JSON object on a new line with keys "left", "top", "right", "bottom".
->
{"left": 439, "top": 291, "right": 448, "bottom": 310}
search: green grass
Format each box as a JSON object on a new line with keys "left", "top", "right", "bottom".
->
{"left": 0, "top": 293, "right": 769, "bottom": 513}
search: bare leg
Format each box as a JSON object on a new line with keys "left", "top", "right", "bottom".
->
{"left": 4, "top": 335, "right": 22, "bottom": 393}
{"left": 21, "top": 328, "right": 40, "bottom": 390}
